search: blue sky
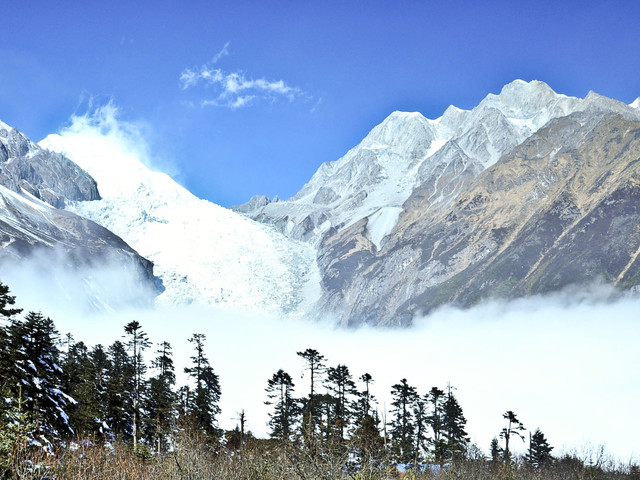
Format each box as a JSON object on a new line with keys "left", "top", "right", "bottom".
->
{"left": 1, "top": 0, "right": 639, "bottom": 206}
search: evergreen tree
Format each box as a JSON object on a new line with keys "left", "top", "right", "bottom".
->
{"left": 388, "top": 378, "right": 418, "bottom": 465}
{"left": 296, "top": 348, "right": 326, "bottom": 444}
{"left": 61, "top": 341, "right": 104, "bottom": 436}
{"left": 526, "top": 428, "right": 553, "bottom": 468}
{"left": 355, "top": 373, "right": 376, "bottom": 422}
{"left": 184, "top": 333, "right": 221, "bottom": 436}
{"left": 105, "top": 340, "right": 135, "bottom": 440}
{"left": 89, "top": 344, "right": 111, "bottom": 436}
{"left": 412, "top": 394, "right": 428, "bottom": 465}
{"left": 490, "top": 437, "right": 503, "bottom": 463}
{"left": 0, "top": 282, "right": 22, "bottom": 417}
{"left": 500, "top": 410, "right": 526, "bottom": 464}
{"left": 350, "top": 373, "right": 384, "bottom": 467}
{"left": 123, "top": 320, "right": 151, "bottom": 446}
{"left": 4, "top": 312, "right": 74, "bottom": 447}
{"left": 426, "top": 387, "right": 446, "bottom": 464}
{"left": 265, "top": 369, "right": 298, "bottom": 445}
{"left": 146, "top": 341, "right": 176, "bottom": 453}
{"left": 0, "top": 282, "right": 21, "bottom": 318}
{"left": 324, "top": 364, "right": 357, "bottom": 443}
{"left": 350, "top": 413, "right": 385, "bottom": 469}
{"left": 441, "top": 386, "right": 469, "bottom": 461}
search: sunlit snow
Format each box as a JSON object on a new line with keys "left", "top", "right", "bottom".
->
{"left": 39, "top": 106, "right": 321, "bottom": 315}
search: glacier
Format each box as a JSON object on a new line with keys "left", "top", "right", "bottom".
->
{"left": 39, "top": 111, "right": 321, "bottom": 315}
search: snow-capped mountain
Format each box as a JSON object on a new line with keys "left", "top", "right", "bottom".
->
{"left": 40, "top": 118, "right": 320, "bottom": 315}
{"left": 235, "top": 80, "right": 585, "bottom": 250}
{"left": 237, "top": 80, "right": 640, "bottom": 325}
{"left": 4, "top": 79, "right": 639, "bottom": 325}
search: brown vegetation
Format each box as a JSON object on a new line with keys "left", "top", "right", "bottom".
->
{"left": 2, "top": 426, "right": 637, "bottom": 480}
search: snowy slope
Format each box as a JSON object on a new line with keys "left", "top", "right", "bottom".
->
{"left": 235, "top": 80, "right": 589, "bottom": 250}
{"left": 40, "top": 118, "right": 320, "bottom": 315}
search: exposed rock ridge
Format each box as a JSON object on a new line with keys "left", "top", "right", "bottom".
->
{"left": 0, "top": 120, "right": 99, "bottom": 208}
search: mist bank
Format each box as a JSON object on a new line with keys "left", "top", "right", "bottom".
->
{"left": 4, "top": 278, "right": 636, "bottom": 463}
{"left": 0, "top": 248, "right": 158, "bottom": 316}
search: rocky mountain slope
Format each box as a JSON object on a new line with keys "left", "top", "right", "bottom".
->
{"left": 237, "top": 80, "right": 640, "bottom": 325}
{"left": 0, "top": 120, "right": 99, "bottom": 208}
{"left": 0, "top": 121, "right": 159, "bottom": 311}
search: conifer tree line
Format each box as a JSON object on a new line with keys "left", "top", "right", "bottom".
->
{"left": 0, "top": 282, "right": 220, "bottom": 457}
{"left": 1, "top": 281, "right": 560, "bottom": 471}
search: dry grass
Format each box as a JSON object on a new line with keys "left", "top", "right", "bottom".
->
{"left": 2, "top": 432, "right": 636, "bottom": 480}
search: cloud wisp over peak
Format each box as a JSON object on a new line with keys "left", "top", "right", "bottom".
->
{"left": 180, "top": 43, "right": 306, "bottom": 109}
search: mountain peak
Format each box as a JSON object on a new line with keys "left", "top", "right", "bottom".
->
{"left": 496, "top": 79, "right": 560, "bottom": 109}
{"left": 363, "top": 110, "right": 433, "bottom": 147}
{"left": 629, "top": 97, "right": 640, "bottom": 109}
{"left": 383, "top": 110, "right": 428, "bottom": 124}
{"left": 585, "top": 90, "right": 605, "bottom": 101}
{"left": 499, "top": 79, "right": 555, "bottom": 96}
{"left": 583, "top": 90, "right": 640, "bottom": 119}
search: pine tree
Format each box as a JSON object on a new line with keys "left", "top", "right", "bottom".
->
{"left": 123, "top": 320, "right": 151, "bottom": 446}
{"left": 412, "top": 394, "right": 428, "bottom": 466}
{"left": 350, "top": 372, "right": 384, "bottom": 467}
{"left": 296, "top": 348, "right": 326, "bottom": 444}
{"left": 265, "top": 369, "right": 298, "bottom": 445}
{"left": 61, "top": 340, "right": 104, "bottom": 436}
{"left": 184, "top": 333, "right": 221, "bottom": 436}
{"left": 105, "top": 340, "right": 135, "bottom": 440}
{"left": 441, "top": 386, "right": 468, "bottom": 461}
{"left": 355, "top": 373, "right": 376, "bottom": 422}
{"left": 526, "top": 428, "right": 553, "bottom": 468}
{"left": 350, "top": 413, "right": 385, "bottom": 470}
{"left": 324, "top": 364, "right": 357, "bottom": 443}
{"left": 426, "top": 387, "right": 446, "bottom": 464}
{"left": 89, "top": 344, "right": 111, "bottom": 436}
{"left": 146, "top": 341, "right": 176, "bottom": 453}
{"left": 4, "top": 312, "right": 74, "bottom": 447}
{"left": 500, "top": 410, "right": 526, "bottom": 464}
{"left": 0, "top": 281, "right": 22, "bottom": 417}
{"left": 490, "top": 437, "right": 503, "bottom": 463}
{"left": 0, "top": 282, "right": 21, "bottom": 318}
{"left": 388, "top": 378, "right": 418, "bottom": 465}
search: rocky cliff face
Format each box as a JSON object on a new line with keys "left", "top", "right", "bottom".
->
{"left": 324, "top": 111, "right": 640, "bottom": 325}
{"left": 236, "top": 80, "right": 640, "bottom": 325}
{"left": 0, "top": 120, "right": 99, "bottom": 208}
{"left": 0, "top": 121, "right": 160, "bottom": 310}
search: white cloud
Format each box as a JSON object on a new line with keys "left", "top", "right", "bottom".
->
{"left": 212, "top": 41, "right": 230, "bottom": 64}
{"left": 180, "top": 43, "right": 306, "bottom": 109}
{"left": 40, "top": 100, "right": 181, "bottom": 187}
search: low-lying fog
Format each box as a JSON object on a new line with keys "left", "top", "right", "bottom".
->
{"left": 5, "top": 270, "right": 639, "bottom": 463}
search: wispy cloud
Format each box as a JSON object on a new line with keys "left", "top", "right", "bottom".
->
{"left": 179, "top": 42, "right": 307, "bottom": 109}
{"left": 212, "top": 41, "right": 230, "bottom": 63}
